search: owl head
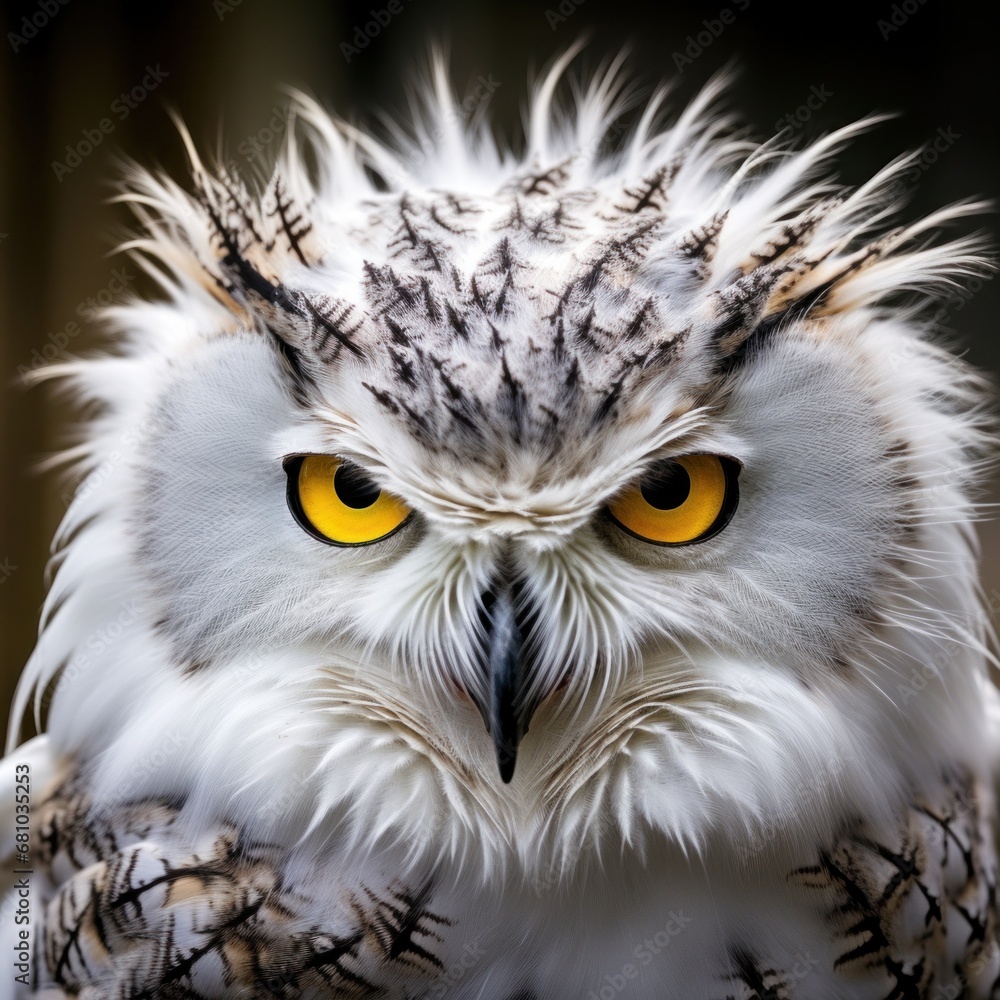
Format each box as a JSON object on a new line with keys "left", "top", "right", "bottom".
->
{"left": 12, "top": 52, "right": 994, "bottom": 875}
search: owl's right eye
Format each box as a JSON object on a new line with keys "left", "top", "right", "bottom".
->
{"left": 284, "top": 455, "right": 412, "bottom": 546}
{"left": 607, "top": 454, "right": 740, "bottom": 545}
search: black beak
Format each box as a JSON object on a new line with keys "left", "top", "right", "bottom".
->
{"left": 478, "top": 580, "right": 534, "bottom": 783}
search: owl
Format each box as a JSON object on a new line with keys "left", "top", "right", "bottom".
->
{"left": 1, "top": 50, "right": 998, "bottom": 999}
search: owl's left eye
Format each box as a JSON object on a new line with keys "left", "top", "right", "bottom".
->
{"left": 607, "top": 454, "right": 740, "bottom": 545}
{"left": 284, "top": 455, "right": 412, "bottom": 546}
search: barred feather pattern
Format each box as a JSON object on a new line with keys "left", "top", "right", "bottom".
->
{"left": 3, "top": 50, "right": 999, "bottom": 998}
{"left": 22, "top": 768, "right": 1000, "bottom": 997}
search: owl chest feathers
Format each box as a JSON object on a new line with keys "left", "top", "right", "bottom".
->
{"left": 28, "top": 762, "right": 1000, "bottom": 999}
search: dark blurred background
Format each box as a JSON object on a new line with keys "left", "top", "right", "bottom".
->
{"left": 1, "top": 0, "right": 997, "bottom": 739}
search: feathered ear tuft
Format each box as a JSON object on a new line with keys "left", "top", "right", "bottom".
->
{"left": 704, "top": 200, "right": 992, "bottom": 372}
{"left": 114, "top": 105, "right": 377, "bottom": 399}
{"left": 634, "top": 119, "right": 996, "bottom": 371}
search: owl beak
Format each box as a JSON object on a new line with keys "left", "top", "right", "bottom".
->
{"left": 479, "top": 581, "right": 533, "bottom": 783}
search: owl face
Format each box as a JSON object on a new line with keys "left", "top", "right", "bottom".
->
{"left": 134, "top": 186, "right": 932, "bottom": 819}
{"left": 27, "top": 67, "right": 990, "bottom": 870}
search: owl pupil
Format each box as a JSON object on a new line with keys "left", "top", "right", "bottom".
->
{"left": 640, "top": 463, "right": 690, "bottom": 510}
{"left": 334, "top": 465, "right": 381, "bottom": 509}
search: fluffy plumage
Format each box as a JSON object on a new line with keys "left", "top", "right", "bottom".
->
{"left": 2, "top": 50, "right": 998, "bottom": 998}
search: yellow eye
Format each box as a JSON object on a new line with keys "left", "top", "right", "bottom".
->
{"left": 607, "top": 455, "right": 740, "bottom": 546}
{"left": 285, "top": 456, "right": 411, "bottom": 546}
